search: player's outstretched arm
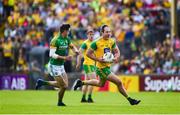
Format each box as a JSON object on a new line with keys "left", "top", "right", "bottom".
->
{"left": 49, "top": 47, "right": 71, "bottom": 60}
{"left": 87, "top": 48, "right": 105, "bottom": 63}
{"left": 76, "top": 48, "right": 83, "bottom": 70}
{"left": 69, "top": 43, "right": 79, "bottom": 55}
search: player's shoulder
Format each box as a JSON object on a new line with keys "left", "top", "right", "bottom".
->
{"left": 83, "top": 39, "right": 89, "bottom": 44}
{"left": 50, "top": 35, "right": 58, "bottom": 45}
{"left": 50, "top": 34, "right": 59, "bottom": 42}
{"left": 109, "top": 37, "right": 116, "bottom": 43}
{"left": 90, "top": 37, "right": 101, "bottom": 49}
{"left": 93, "top": 37, "right": 102, "bottom": 43}
{"left": 110, "top": 37, "right": 116, "bottom": 41}
{"left": 81, "top": 40, "right": 87, "bottom": 48}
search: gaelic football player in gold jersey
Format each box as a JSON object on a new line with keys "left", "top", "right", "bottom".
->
{"left": 74, "top": 25, "right": 140, "bottom": 105}
{"left": 76, "top": 27, "right": 96, "bottom": 103}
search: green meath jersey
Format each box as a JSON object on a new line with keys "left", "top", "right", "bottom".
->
{"left": 49, "top": 34, "right": 72, "bottom": 65}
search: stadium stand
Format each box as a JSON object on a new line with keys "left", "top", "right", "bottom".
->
{"left": 0, "top": 0, "right": 179, "bottom": 75}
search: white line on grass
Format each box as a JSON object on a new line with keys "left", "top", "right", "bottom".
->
{"left": 0, "top": 113, "right": 180, "bottom": 115}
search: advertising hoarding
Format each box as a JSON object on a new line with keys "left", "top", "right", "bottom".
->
{"left": 0, "top": 74, "right": 28, "bottom": 90}
{"left": 139, "top": 75, "right": 180, "bottom": 92}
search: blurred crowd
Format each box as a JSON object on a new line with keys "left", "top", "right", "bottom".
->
{"left": 112, "top": 34, "right": 180, "bottom": 75}
{"left": 0, "top": 0, "right": 179, "bottom": 75}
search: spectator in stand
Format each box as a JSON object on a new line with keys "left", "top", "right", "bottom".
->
{"left": 1, "top": 0, "right": 177, "bottom": 75}
{"left": 0, "top": 38, "right": 4, "bottom": 72}
{"left": 172, "top": 35, "right": 180, "bottom": 60}
{"left": 2, "top": 37, "right": 13, "bottom": 72}
{"left": 16, "top": 48, "right": 28, "bottom": 72}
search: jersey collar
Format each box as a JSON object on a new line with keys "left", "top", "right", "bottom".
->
{"left": 59, "top": 33, "right": 67, "bottom": 39}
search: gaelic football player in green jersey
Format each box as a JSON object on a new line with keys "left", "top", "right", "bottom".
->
{"left": 74, "top": 25, "right": 140, "bottom": 105}
{"left": 36, "top": 24, "right": 79, "bottom": 106}
{"left": 76, "top": 27, "right": 96, "bottom": 103}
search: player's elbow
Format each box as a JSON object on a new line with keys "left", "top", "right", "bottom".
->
{"left": 50, "top": 53, "right": 59, "bottom": 59}
{"left": 49, "top": 48, "right": 59, "bottom": 59}
{"left": 114, "top": 53, "right": 120, "bottom": 58}
{"left": 87, "top": 51, "right": 93, "bottom": 58}
{"left": 79, "top": 53, "right": 83, "bottom": 58}
{"left": 86, "top": 52, "right": 91, "bottom": 58}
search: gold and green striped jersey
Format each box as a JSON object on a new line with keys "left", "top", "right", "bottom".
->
{"left": 81, "top": 39, "right": 95, "bottom": 65}
{"left": 90, "top": 37, "right": 116, "bottom": 68}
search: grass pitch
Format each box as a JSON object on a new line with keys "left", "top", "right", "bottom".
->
{"left": 0, "top": 90, "right": 179, "bottom": 114}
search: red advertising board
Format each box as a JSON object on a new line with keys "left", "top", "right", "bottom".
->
{"left": 140, "top": 75, "right": 180, "bottom": 92}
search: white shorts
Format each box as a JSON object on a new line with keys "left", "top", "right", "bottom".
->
{"left": 48, "top": 63, "right": 65, "bottom": 77}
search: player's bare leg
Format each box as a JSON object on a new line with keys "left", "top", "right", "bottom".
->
{"left": 87, "top": 85, "right": 93, "bottom": 102}
{"left": 35, "top": 77, "right": 65, "bottom": 89}
{"left": 81, "top": 85, "right": 88, "bottom": 102}
{"left": 107, "top": 73, "right": 128, "bottom": 97}
{"left": 87, "top": 73, "right": 96, "bottom": 102}
{"left": 35, "top": 73, "right": 68, "bottom": 106}
{"left": 47, "top": 81, "right": 60, "bottom": 88}
{"left": 80, "top": 73, "right": 96, "bottom": 102}
{"left": 107, "top": 73, "right": 140, "bottom": 105}
{"left": 56, "top": 73, "right": 68, "bottom": 106}
{"left": 84, "top": 79, "right": 101, "bottom": 86}
{"left": 74, "top": 78, "right": 105, "bottom": 90}
{"left": 36, "top": 79, "right": 60, "bottom": 89}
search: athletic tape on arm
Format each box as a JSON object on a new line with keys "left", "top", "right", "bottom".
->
{"left": 49, "top": 48, "right": 59, "bottom": 59}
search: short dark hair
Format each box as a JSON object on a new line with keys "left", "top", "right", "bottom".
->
{"left": 101, "top": 24, "right": 108, "bottom": 33}
{"left": 60, "top": 24, "right": 71, "bottom": 33}
{"left": 86, "top": 28, "right": 94, "bottom": 34}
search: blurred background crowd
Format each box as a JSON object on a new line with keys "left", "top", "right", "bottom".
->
{"left": 0, "top": 0, "right": 180, "bottom": 75}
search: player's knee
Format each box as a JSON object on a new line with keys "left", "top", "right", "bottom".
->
{"left": 116, "top": 80, "right": 122, "bottom": 86}
{"left": 91, "top": 77, "right": 96, "bottom": 80}
{"left": 60, "top": 85, "right": 67, "bottom": 89}
{"left": 63, "top": 84, "right": 68, "bottom": 89}
{"left": 98, "top": 83, "right": 104, "bottom": 87}
{"left": 58, "top": 83, "right": 68, "bottom": 89}
{"left": 99, "top": 84, "right": 104, "bottom": 87}
{"left": 86, "top": 78, "right": 90, "bottom": 80}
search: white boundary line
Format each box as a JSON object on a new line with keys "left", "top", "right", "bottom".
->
{"left": 0, "top": 113, "right": 180, "bottom": 115}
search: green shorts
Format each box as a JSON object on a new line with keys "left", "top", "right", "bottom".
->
{"left": 96, "top": 67, "right": 111, "bottom": 84}
{"left": 83, "top": 65, "right": 96, "bottom": 74}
